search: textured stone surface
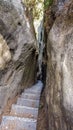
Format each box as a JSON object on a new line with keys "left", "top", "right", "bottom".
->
{"left": 21, "top": 93, "right": 40, "bottom": 100}
{"left": 0, "top": 116, "right": 37, "bottom": 130}
{"left": 46, "top": 0, "right": 73, "bottom": 129}
{"left": 24, "top": 81, "right": 43, "bottom": 94}
{"left": 0, "top": 86, "right": 9, "bottom": 114}
{"left": 28, "top": 80, "right": 44, "bottom": 92}
{"left": 0, "top": 34, "right": 11, "bottom": 70}
{"left": 10, "top": 104, "right": 38, "bottom": 119}
{"left": 0, "top": 0, "right": 37, "bottom": 114}
{"left": 24, "top": 89, "right": 41, "bottom": 94}
{"left": 17, "top": 98, "right": 39, "bottom": 108}
{"left": 0, "top": 81, "right": 43, "bottom": 130}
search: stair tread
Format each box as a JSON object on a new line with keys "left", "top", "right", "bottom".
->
{"left": 22, "top": 92, "right": 40, "bottom": 96}
{"left": 0, "top": 116, "right": 36, "bottom": 130}
{"left": 11, "top": 104, "right": 38, "bottom": 110}
{"left": 21, "top": 93, "right": 40, "bottom": 100}
{"left": 17, "top": 97, "right": 39, "bottom": 102}
{"left": 10, "top": 104, "right": 38, "bottom": 119}
{"left": 17, "top": 98, "right": 39, "bottom": 108}
{"left": 24, "top": 86, "right": 43, "bottom": 92}
{"left": 24, "top": 89, "right": 41, "bottom": 94}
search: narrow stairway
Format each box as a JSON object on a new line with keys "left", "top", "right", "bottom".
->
{"left": 0, "top": 80, "right": 43, "bottom": 130}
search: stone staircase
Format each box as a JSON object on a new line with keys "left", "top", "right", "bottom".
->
{"left": 0, "top": 80, "right": 43, "bottom": 130}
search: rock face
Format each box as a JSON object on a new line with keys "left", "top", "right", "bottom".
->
{"left": 0, "top": 0, "right": 37, "bottom": 114}
{"left": 46, "top": 0, "right": 73, "bottom": 129}
{"left": 0, "top": 34, "right": 11, "bottom": 70}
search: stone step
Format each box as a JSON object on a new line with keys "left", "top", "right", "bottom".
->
{"left": 24, "top": 89, "right": 41, "bottom": 94}
{"left": 22, "top": 91, "right": 40, "bottom": 97}
{"left": 21, "top": 93, "right": 40, "bottom": 100}
{"left": 17, "top": 98, "right": 40, "bottom": 108}
{"left": 0, "top": 116, "right": 37, "bottom": 130}
{"left": 26, "top": 84, "right": 43, "bottom": 90}
{"left": 0, "top": 81, "right": 43, "bottom": 130}
{"left": 10, "top": 104, "right": 38, "bottom": 119}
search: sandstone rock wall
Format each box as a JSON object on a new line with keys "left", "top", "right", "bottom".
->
{"left": 45, "top": 0, "right": 73, "bottom": 129}
{"left": 0, "top": 34, "right": 11, "bottom": 70}
{"left": 0, "top": 0, "right": 37, "bottom": 114}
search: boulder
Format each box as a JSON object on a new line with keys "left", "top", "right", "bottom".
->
{"left": 0, "top": 0, "right": 37, "bottom": 114}
{"left": 46, "top": 0, "right": 73, "bottom": 129}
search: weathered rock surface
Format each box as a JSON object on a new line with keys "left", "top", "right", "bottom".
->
{"left": 0, "top": 80, "right": 43, "bottom": 130}
{"left": 46, "top": 0, "right": 73, "bottom": 129}
{"left": 0, "top": 0, "right": 37, "bottom": 114}
{"left": 0, "top": 34, "right": 11, "bottom": 70}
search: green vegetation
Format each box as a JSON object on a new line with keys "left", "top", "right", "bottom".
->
{"left": 23, "top": 0, "right": 53, "bottom": 20}
{"left": 23, "top": 0, "right": 44, "bottom": 20}
{"left": 44, "top": 0, "right": 53, "bottom": 9}
{"left": 23, "top": 0, "right": 53, "bottom": 37}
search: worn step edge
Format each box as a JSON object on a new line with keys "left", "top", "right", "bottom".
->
{"left": 28, "top": 86, "right": 43, "bottom": 92}
{"left": 10, "top": 104, "right": 38, "bottom": 119}
{"left": 17, "top": 98, "right": 39, "bottom": 108}
{"left": 17, "top": 97, "right": 40, "bottom": 102}
{"left": 22, "top": 92, "right": 40, "bottom": 96}
{"left": 1, "top": 116, "right": 37, "bottom": 123}
{"left": 21, "top": 93, "right": 40, "bottom": 98}
{"left": 0, "top": 116, "right": 37, "bottom": 130}
{"left": 17, "top": 98, "right": 40, "bottom": 104}
{"left": 24, "top": 89, "right": 41, "bottom": 94}
{"left": 11, "top": 104, "right": 38, "bottom": 110}
{"left": 21, "top": 93, "right": 40, "bottom": 100}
